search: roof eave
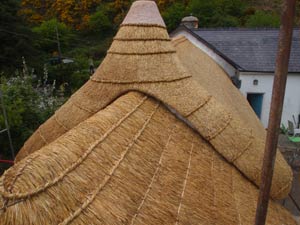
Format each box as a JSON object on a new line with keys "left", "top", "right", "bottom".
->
{"left": 240, "top": 70, "right": 300, "bottom": 74}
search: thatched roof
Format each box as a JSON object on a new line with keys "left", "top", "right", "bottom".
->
{"left": 172, "top": 36, "right": 265, "bottom": 137}
{"left": 0, "top": 92, "right": 296, "bottom": 225}
{"left": 0, "top": 1, "right": 296, "bottom": 224}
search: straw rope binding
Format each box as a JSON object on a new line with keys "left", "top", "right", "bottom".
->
{"left": 0, "top": 96, "right": 148, "bottom": 200}
{"left": 71, "top": 100, "right": 96, "bottom": 114}
{"left": 130, "top": 125, "right": 176, "bottom": 225}
{"left": 5, "top": 154, "right": 40, "bottom": 193}
{"left": 37, "top": 127, "right": 48, "bottom": 144}
{"left": 89, "top": 76, "right": 191, "bottom": 84}
{"left": 206, "top": 114, "right": 233, "bottom": 141}
{"left": 54, "top": 113, "right": 69, "bottom": 131}
{"left": 185, "top": 95, "right": 213, "bottom": 117}
{"left": 175, "top": 142, "right": 194, "bottom": 225}
{"left": 107, "top": 50, "right": 176, "bottom": 55}
{"left": 59, "top": 101, "right": 160, "bottom": 225}
{"left": 231, "top": 129, "right": 254, "bottom": 162}
{"left": 0, "top": 154, "right": 39, "bottom": 211}
{"left": 120, "top": 23, "right": 166, "bottom": 29}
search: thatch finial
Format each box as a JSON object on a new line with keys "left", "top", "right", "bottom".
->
{"left": 122, "top": 0, "right": 166, "bottom": 27}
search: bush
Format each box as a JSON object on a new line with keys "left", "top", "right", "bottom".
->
{"left": 162, "top": 2, "right": 186, "bottom": 32}
{"left": 186, "top": 0, "right": 246, "bottom": 27}
{"left": 245, "top": 10, "right": 280, "bottom": 28}
{"left": 32, "top": 19, "right": 74, "bottom": 53}
{"left": 88, "top": 10, "right": 113, "bottom": 36}
{"left": 0, "top": 59, "right": 66, "bottom": 158}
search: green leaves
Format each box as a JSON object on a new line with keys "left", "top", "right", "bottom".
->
{"left": 0, "top": 62, "right": 66, "bottom": 157}
{"left": 245, "top": 10, "right": 280, "bottom": 28}
{"left": 186, "top": 0, "right": 246, "bottom": 28}
{"left": 162, "top": 2, "right": 186, "bottom": 32}
{"left": 88, "top": 10, "right": 113, "bottom": 35}
{"left": 0, "top": 0, "right": 42, "bottom": 73}
{"left": 32, "top": 19, "right": 74, "bottom": 53}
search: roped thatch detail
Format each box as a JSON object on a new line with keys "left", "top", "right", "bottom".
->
{"left": 0, "top": 92, "right": 296, "bottom": 224}
{"left": 15, "top": 0, "right": 292, "bottom": 200}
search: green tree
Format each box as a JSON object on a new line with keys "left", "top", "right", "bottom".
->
{"left": 245, "top": 10, "right": 280, "bottom": 27}
{"left": 32, "top": 19, "right": 74, "bottom": 54}
{"left": 88, "top": 9, "right": 113, "bottom": 36}
{"left": 0, "top": 0, "right": 41, "bottom": 73}
{"left": 162, "top": 2, "right": 186, "bottom": 31}
{"left": 186, "top": 0, "right": 247, "bottom": 27}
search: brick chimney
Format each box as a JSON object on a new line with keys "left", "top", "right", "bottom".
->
{"left": 181, "top": 15, "right": 199, "bottom": 29}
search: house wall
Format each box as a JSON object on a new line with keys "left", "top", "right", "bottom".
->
{"left": 239, "top": 72, "right": 300, "bottom": 128}
{"left": 171, "top": 30, "right": 237, "bottom": 77}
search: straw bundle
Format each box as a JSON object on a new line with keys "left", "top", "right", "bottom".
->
{"left": 15, "top": 0, "right": 291, "bottom": 201}
{"left": 0, "top": 92, "right": 296, "bottom": 224}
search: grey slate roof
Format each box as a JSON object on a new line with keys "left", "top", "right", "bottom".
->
{"left": 188, "top": 27, "right": 300, "bottom": 72}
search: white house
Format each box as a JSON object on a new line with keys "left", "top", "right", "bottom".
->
{"left": 171, "top": 18, "right": 300, "bottom": 128}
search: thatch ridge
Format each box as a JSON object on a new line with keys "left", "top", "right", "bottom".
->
{"left": 121, "top": 1, "right": 166, "bottom": 27}
{"left": 172, "top": 35, "right": 265, "bottom": 137}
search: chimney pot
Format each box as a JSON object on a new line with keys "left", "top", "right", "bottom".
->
{"left": 181, "top": 16, "right": 199, "bottom": 29}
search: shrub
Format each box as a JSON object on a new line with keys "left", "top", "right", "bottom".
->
{"left": 0, "top": 59, "right": 66, "bottom": 158}
{"left": 245, "top": 10, "right": 280, "bottom": 28}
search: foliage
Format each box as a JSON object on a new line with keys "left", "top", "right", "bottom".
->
{"left": 47, "top": 60, "right": 89, "bottom": 94}
{"left": 20, "top": 0, "right": 101, "bottom": 29}
{"left": 162, "top": 2, "right": 186, "bottom": 31}
{"left": 280, "top": 123, "right": 288, "bottom": 134}
{"left": 32, "top": 19, "right": 74, "bottom": 54}
{"left": 0, "top": 59, "right": 66, "bottom": 158}
{"left": 186, "top": 0, "right": 246, "bottom": 27}
{"left": 88, "top": 9, "right": 113, "bottom": 36}
{"left": 245, "top": 10, "right": 280, "bottom": 27}
{"left": 0, "top": 0, "right": 42, "bottom": 73}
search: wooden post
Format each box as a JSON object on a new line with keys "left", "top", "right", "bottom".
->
{"left": 254, "top": 0, "right": 296, "bottom": 224}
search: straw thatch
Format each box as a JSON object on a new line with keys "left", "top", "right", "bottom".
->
{"left": 14, "top": 0, "right": 291, "bottom": 200}
{"left": 0, "top": 92, "right": 296, "bottom": 224}
{"left": 1, "top": 0, "right": 295, "bottom": 223}
{"left": 17, "top": 1, "right": 292, "bottom": 198}
{"left": 172, "top": 36, "right": 265, "bottom": 138}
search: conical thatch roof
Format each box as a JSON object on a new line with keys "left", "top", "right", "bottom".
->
{"left": 0, "top": 92, "right": 296, "bottom": 225}
{"left": 0, "top": 1, "right": 296, "bottom": 224}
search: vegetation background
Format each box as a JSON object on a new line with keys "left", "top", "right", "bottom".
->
{"left": 0, "top": 0, "right": 299, "bottom": 163}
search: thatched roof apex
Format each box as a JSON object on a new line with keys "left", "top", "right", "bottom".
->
{"left": 122, "top": 0, "right": 166, "bottom": 27}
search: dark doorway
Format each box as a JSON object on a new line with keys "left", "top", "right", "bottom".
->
{"left": 247, "top": 93, "right": 264, "bottom": 119}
